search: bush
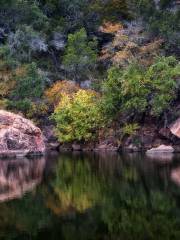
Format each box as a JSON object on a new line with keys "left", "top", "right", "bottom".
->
{"left": 45, "top": 80, "right": 79, "bottom": 107}
{"left": 122, "top": 123, "right": 140, "bottom": 136}
{"left": 26, "top": 102, "right": 49, "bottom": 119}
{"left": 102, "top": 56, "right": 179, "bottom": 120}
{"left": 0, "top": 99, "right": 8, "bottom": 109}
{"left": 52, "top": 89, "right": 103, "bottom": 142}
{"left": 7, "top": 99, "right": 32, "bottom": 114}
{"left": 62, "top": 28, "right": 97, "bottom": 82}
{"left": 12, "top": 63, "right": 46, "bottom": 100}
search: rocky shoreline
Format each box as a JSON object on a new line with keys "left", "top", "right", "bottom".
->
{"left": 44, "top": 118, "right": 180, "bottom": 154}
{"left": 0, "top": 110, "right": 180, "bottom": 158}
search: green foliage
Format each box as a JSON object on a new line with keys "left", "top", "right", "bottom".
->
{"left": 146, "top": 56, "right": 179, "bottom": 115}
{"left": 63, "top": 28, "right": 97, "bottom": 81}
{"left": 122, "top": 123, "right": 140, "bottom": 136}
{"left": 52, "top": 89, "right": 103, "bottom": 142}
{"left": 7, "top": 99, "right": 32, "bottom": 114}
{"left": 102, "top": 56, "right": 179, "bottom": 120}
{"left": 130, "top": 0, "right": 180, "bottom": 53}
{"left": 8, "top": 25, "right": 47, "bottom": 62}
{"left": 12, "top": 63, "right": 46, "bottom": 100}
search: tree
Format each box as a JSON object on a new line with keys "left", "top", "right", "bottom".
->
{"left": 62, "top": 28, "right": 97, "bottom": 82}
{"left": 8, "top": 25, "right": 47, "bottom": 62}
{"left": 45, "top": 80, "right": 79, "bottom": 107}
{"left": 52, "top": 89, "right": 103, "bottom": 142}
{"left": 102, "top": 56, "right": 179, "bottom": 120}
{"left": 12, "top": 62, "right": 46, "bottom": 100}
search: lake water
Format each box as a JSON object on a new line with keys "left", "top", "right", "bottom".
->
{"left": 0, "top": 152, "right": 180, "bottom": 240}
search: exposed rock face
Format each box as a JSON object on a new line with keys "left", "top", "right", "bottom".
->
{"left": 42, "top": 125, "right": 60, "bottom": 151}
{"left": 170, "top": 118, "right": 180, "bottom": 138}
{"left": 0, "top": 110, "right": 45, "bottom": 158}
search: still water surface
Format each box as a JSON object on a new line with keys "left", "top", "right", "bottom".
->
{"left": 0, "top": 152, "right": 180, "bottom": 240}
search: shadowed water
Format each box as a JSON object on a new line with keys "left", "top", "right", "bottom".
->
{"left": 0, "top": 152, "right": 180, "bottom": 240}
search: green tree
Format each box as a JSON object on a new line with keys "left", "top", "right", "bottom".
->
{"left": 102, "top": 56, "right": 179, "bottom": 120}
{"left": 63, "top": 28, "right": 97, "bottom": 82}
{"left": 12, "top": 62, "right": 46, "bottom": 100}
{"left": 52, "top": 89, "right": 103, "bottom": 142}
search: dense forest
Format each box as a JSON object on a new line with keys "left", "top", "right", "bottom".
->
{"left": 0, "top": 0, "right": 179, "bottom": 149}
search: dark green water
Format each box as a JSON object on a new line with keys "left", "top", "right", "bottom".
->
{"left": 1, "top": 152, "right": 180, "bottom": 240}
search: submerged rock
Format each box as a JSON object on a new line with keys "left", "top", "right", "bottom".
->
{"left": 0, "top": 110, "right": 45, "bottom": 158}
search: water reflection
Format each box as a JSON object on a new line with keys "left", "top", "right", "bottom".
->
{"left": 0, "top": 152, "right": 180, "bottom": 239}
{"left": 0, "top": 157, "right": 45, "bottom": 202}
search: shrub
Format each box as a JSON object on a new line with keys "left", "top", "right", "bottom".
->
{"left": 122, "top": 123, "right": 140, "bottom": 136}
{"left": 62, "top": 28, "right": 97, "bottom": 81}
{"left": 0, "top": 99, "right": 8, "bottom": 109}
{"left": 146, "top": 56, "right": 179, "bottom": 115}
{"left": 52, "top": 89, "right": 103, "bottom": 142}
{"left": 102, "top": 56, "right": 179, "bottom": 120}
{"left": 45, "top": 80, "right": 79, "bottom": 107}
{"left": 100, "top": 21, "right": 163, "bottom": 68}
{"left": 12, "top": 63, "right": 46, "bottom": 100}
{"left": 7, "top": 99, "right": 32, "bottom": 114}
{"left": 26, "top": 102, "right": 49, "bottom": 119}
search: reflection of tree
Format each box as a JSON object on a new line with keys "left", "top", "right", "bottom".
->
{"left": 0, "top": 188, "right": 53, "bottom": 239}
{"left": 0, "top": 157, "right": 51, "bottom": 240}
{"left": 52, "top": 157, "right": 103, "bottom": 213}
{"left": 0, "top": 153, "right": 180, "bottom": 240}
{"left": 101, "top": 181, "right": 180, "bottom": 240}
{"left": 51, "top": 153, "right": 180, "bottom": 240}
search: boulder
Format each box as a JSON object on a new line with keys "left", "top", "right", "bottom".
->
{"left": 0, "top": 110, "right": 45, "bottom": 158}
{"left": 72, "top": 143, "right": 82, "bottom": 151}
{"left": 146, "top": 144, "right": 174, "bottom": 154}
{"left": 123, "top": 144, "right": 140, "bottom": 152}
{"left": 95, "top": 141, "right": 119, "bottom": 151}
{"left": 170, "top": 118, "right": 180, "bottom": 138}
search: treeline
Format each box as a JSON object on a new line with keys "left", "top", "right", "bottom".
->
{"left": 0, "top": 0, "right": 179, "bottom": 143}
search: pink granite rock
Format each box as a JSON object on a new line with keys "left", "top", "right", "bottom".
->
{"left": 170, "top": 118, "right": 180, "bottom": 138}
{"left": 0, "top": 110, "right": 45, "bottom": 158}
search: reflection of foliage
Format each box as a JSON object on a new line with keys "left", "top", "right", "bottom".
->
{"left": 1, "top": 153, "right": 180, "bottom": 239}
{"left": 0, "top": 191, "right": 52, "bottom": 239}
{"left": 53, "top": 158, "right": 103, "bottom": 212}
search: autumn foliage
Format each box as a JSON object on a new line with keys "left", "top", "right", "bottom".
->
{"left": 45, "top": 80, "right": 79, "bottom": 107}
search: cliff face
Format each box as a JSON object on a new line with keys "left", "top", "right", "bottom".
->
{"left": 0, "top": 110, "right": 45, "bottom": 158}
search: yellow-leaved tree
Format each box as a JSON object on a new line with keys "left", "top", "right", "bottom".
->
{"left": 52, "top": 89, "right": 104, "bottom": 142}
